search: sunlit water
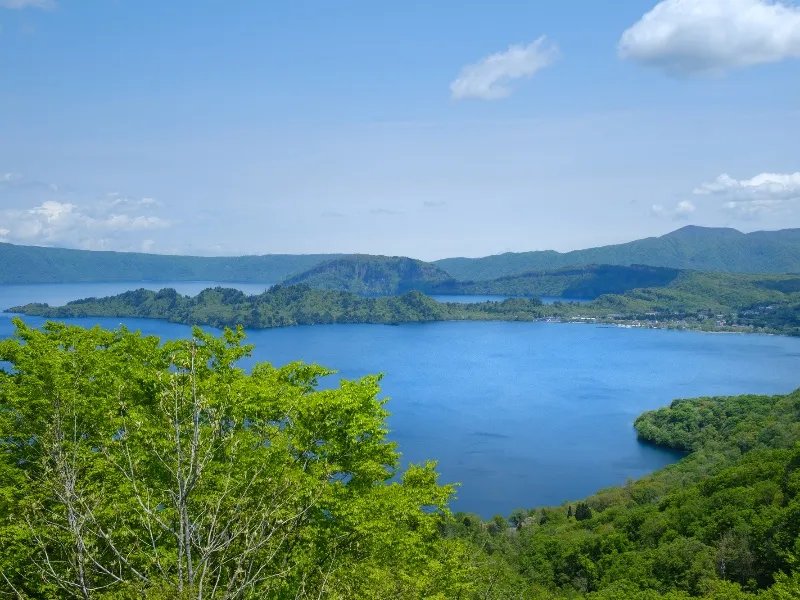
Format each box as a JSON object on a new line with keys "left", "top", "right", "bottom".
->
{"left": 2, "top": 282, "right": 799, "bottom": 517}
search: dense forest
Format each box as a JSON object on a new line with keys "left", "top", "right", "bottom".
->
{"left": 434, "top": 226, "right": 800, "bottom": 280}
{"left": 6, "top": 285, "right": 547, "bottom": 329}
{"left": 1, "top": 320, "right": 799, "bottom": 598}
{"left": 442, "top": 388, "right": 800, "bottom": 599}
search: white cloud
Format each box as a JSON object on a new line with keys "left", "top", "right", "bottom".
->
{"left": 0, "top": 200, "right": 170, "bottom": 248}
{"left": 0, "top": 0, "right": 55, "bottom": 8}
{"left": 618, "top": 0, "right": 800, "bottom": 76}
{"left": 694, "top": 172, "right": 800, "bottom": 199}
{"left": 652, "top": 200, "right": 696, "bottom": 220}
{"left": 693, "top": 171, "right": 800, "bottom": 217}
{"left": 141, "top": 239, "right": 155, "bottom": 252}
{"left": 450, "top": 36, "right": 559, "bottom": 100}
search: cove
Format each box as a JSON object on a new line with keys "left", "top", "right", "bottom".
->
{"left": 2, "top": 282, "right": 799, "bottom": 517}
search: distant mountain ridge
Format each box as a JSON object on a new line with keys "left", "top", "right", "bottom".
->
{"left": 0, "top": 242, "right": 339, "bottom": 284}
{"left": 2, "top": 226, "right": 800, "bottom": 284}
{"left": 433, "top": 226, "right": 800, "bottom": 280}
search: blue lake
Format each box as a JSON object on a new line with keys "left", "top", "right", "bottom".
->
{"left": 2, "top": 282, "right": 799, "bottom": 517}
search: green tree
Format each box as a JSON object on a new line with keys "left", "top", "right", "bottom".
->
{"left": 575, "top": 503, "right": 592, "bottom": 522}
{"left": 0, "top": 319, "right": 464, "bottom": 599}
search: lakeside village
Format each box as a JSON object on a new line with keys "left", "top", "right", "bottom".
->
{"left": 542, "top": 304, "right": 784, "bottom": 334}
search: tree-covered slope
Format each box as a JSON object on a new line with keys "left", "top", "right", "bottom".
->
{"left": 280, "top": 255, "right": 459, "bottom": 295}
{"left": 7, "top": 284, "right": 546, "bottom": 329}
{"left": 435, "top": 226, "right": 800, "bottom": 280}
{"left": 453, "top": 264, "right": 683, "bottom": 298}
{"left": 0, "top": 242, "right": 337, "bottom": 284}
{"left": 445, "top": 388, "right": 800, "bottom": 599}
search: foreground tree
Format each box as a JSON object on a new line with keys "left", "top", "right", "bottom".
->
{"left": 0, "top": 319, "right": 469, "bottom": 599}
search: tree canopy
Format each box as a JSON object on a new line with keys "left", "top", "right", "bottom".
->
{"left": 0, "top": 319, "right": 472, "bottom": 599}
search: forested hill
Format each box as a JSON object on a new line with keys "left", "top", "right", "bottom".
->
{"left": 0, "top": 242, "right": 338, "bottom": 284}
{"left": 434, "top": 226, "right": 800, "bottom": 280}
{"left": 280, "top": 255, "right": 458, "bottom": 295}
{"left": 7, "top": 284, "right": 546, "bottom": 329}
{"left": 444, "top": 387, "right": 800, "bottom": 598}
{"left": 281, "top": 261, "right": 686, "bottom": 299}
{"left": 452, "top": 264, "right": 683, "bottom": 298}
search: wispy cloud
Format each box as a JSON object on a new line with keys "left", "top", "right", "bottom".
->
{"left": 369, "top": 208, "right": 403, "bottom": 216}
{"left": 693, "top": 172, "right": 800, "bottom": 217}
{"left": 651, "top": 200, "right": 696, "bottom": 220}
{"left": 0, "top": 0, "right": 55, "bottom": 9}
{"left": 618, "top": 0, "right": 800, "bottom": 77}
{"left": 423, "top": 201, "right": 447, "bottom": 208}
{"left": 450, "top": 36, "right": 559, "bottom": 100}
{"left": 321, "top": 211, "right": 346, "bottom": 218}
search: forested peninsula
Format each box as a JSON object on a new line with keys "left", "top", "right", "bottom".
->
{"left": 7, "top": 285, "right": 547, "bottom": 329}
{"left": 8, "top": 270, "right": 800, "bottom": 335}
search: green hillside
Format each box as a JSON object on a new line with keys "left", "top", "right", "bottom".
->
{"left": 0, "top": 242, "right": 338, "bottom": 284}
{"left": 435, "top": 226, "right": 800, "bottom": 280}
{"left": 453, "top": 264, "right": 683, "bottom": 298}
{"left": 8, "top": 284, "right": 545, "bottom": 329}
{"left": 280, "top": 254, "right": 458, "bottom": 295}
{"left": 445, "top": 387, "right": 800, "bottom": 599}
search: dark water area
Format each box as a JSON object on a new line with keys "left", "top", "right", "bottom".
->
{"left": 2, "top": 282, "right": 799, "bottom": 517}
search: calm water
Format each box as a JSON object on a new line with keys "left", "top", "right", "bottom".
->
{"left": 3, "top": 282, "right": 799, "bottom": 517}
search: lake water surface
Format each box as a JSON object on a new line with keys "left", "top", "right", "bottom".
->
{"left": 2, "top": 282, "right": 799, "bottom": 517}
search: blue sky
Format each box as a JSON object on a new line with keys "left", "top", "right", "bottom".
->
{"left": 1, "top": 0, "right": 799, "bottom": 259}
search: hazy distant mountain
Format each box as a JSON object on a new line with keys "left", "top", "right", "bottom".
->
{"left": 434, "top": 226, "right": 800, "bottom": 281}
{"left": 3, "top": 226, "right": 799, "bottom": 285}
{"left": 280, "top": 255, "right": 458, "bottom": 296}
{"left": 0, "top": 242, "right": 339, "bottom": 284}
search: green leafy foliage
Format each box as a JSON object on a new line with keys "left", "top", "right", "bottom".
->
{"left": 0, "top": 319, "right": 475, "bottom": 599}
